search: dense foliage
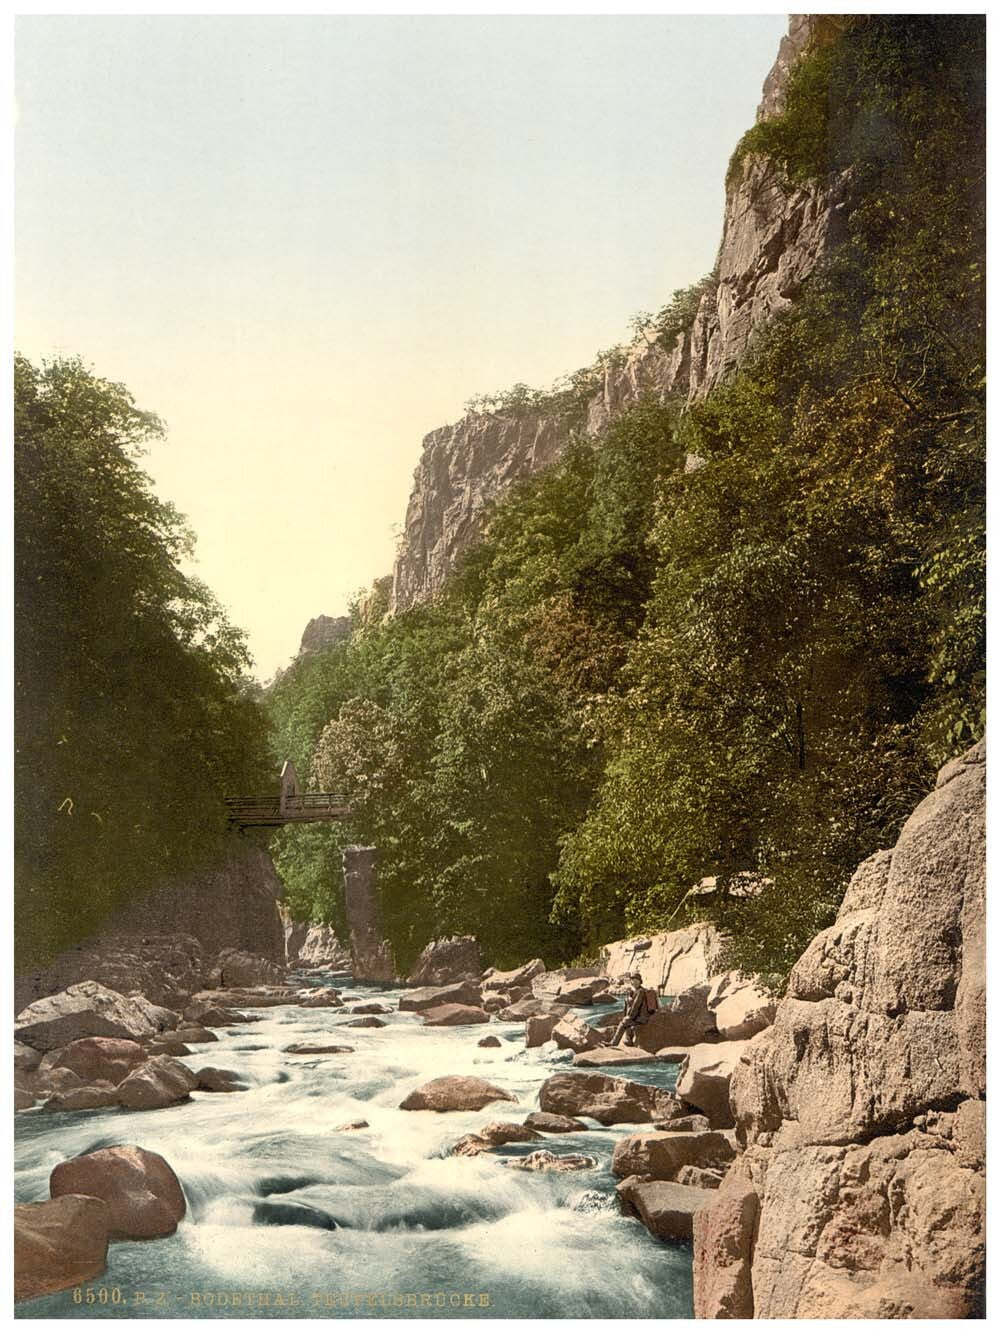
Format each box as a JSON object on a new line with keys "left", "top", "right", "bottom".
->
{"left": 15, "top": 356, "right": 273, "bottom": 965}
{"left": 269, "top": 15, "right": 983, "bottom": 978}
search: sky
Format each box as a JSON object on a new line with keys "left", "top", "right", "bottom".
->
{"left": 15, "top": 14, "right": 789, "bottom": 680}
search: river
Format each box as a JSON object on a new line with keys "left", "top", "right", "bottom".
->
{"left": 15, "top": 972, "right": 693, "bottom": 1319}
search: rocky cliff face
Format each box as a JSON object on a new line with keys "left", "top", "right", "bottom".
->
{"left": 693, "top": 741, "right": 985, "bottom": 1318}
{"left": 390, "top": 15, "right": 850, "bottom": 613}
{"left": 15, "top": 843, "right": 286, "bottom": 1012}
{"left": 298, "top": 614, "right": 352, "bottom": 657}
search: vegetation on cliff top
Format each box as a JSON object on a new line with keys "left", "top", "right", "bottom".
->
{"left": 14, "top": 356, "right": 273, "bottom": 966}
{"left": 268, "top": 15, "right": 984, "bottom": 976}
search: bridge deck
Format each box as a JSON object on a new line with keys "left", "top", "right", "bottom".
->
{"left": 225, "top": 793, "right": 352, "bottom": 828}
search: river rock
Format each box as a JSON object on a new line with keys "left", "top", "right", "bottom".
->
{"left": 693, "top": 741, "right": 986, "bottom": 1319}
{"left": 32, "top": 1066, "right": 85, "bottom": 1096}
{"left": 116, "top": 1055, "right": 198, "bottom": 1110}
{"left": 399, "top": 980, "right": 482, "bottom": 1012}
{"left": 633, "top": 983, "right": 718, "bottom": 1052}
{"left": 183, "top": 1000, "right": 246, "bottom": 1026}
{"left": 15, "top": 982, "right": 158, "bottom": 1052}
{"left": 423, "top": 1003, "right": 490, "bottom": 1027}
{"left": 482, "top": 958, "right": 546, "bottom": 990}
{"left": 407, "top": 935, "right": 481, "bottom": 986}
{"left": 612, "top": 1129, "right": 736, "bottom": 1180}
{"left": 655, "top": 1113, "right": 711, "bottom": 1134}
{"left": 525, "top": 1014, "right": 562, "bottom": 1047}
{"left": 126, "top": 995, "right": 180, "bottom": 1032}
{"left": 285, "top": 1043, "right": 354, "bottom": 1055}
{"left": 352, "top": 1002, "right": 391, "bottom": 1015}
{"left": 505, "top": 1151, "right": 597, "bottom": 1173}
{"left": 572, "top": 1046, "right": 661, "bottom": 1068}
{"left": 41, "top": 1037, "right": 146, "bottom": 1086}
{"left": 617, "top": 1176, "right": 713, "bottom": 1241}
{"left": 296, "top": 924, "right": 351, "bottom": 969}
{"left": 532, "top": 969, "right": 609, "bottom": 1005}
{"left": 344, "top": 1016, "right": 386, "bottom": 1028}
{"left": 500, "top": 998, "right": 569, "bottom": 1022}
{"left": 706, "top": 971, "right": 777, "bottom": 1040}
{"left": 675, "top": 1041, "right": 749, "bottom": 1127}
{"left": 146, "top": 1040, "right": 191, "bottom": 1057}
{"left": 399, "top": 1076, "right": 516, "bottom": 1112}
{"left": 298, "top": 988, "right": 343, "bottom": 1009}
{"left": 14, "top": 1040, "right": 41, "bottom": 1074}
{"left": 43, "top": 1084, "right": 120, "bottom": 1112}
{"left": 481, "top": 993, "right": 508, "bottom": 1013}
{"left": 539, "top": 1072, "right": 684, "bottom": 1126}
{"left": 477, "top": 1035, "right": 502, "bottom": 1048}
{"left": 253, "top": 1200, "right": 337, "bottom": 1229}
{"left": 158, "top": 1025, "right": 218, "bottom": 1045}
{"left": 479, "top": 1120, "right": 543, "bottom": 1145}
{"left": 337, "top": 1120, "right": 369, "bottom": 1131}
{"left": 677, "top": 1165, "right": 724, "bottom": 1190}
{"left": 14, "top": 1195, "right": 111, "bottom": 1302}
{"left": 210, "top": 949, "right": 285, "bottom": 988}
{"left": 189, "top": 987, "right": 298, "bottom": 1008}
{"left": 551, "top": 1016, "right": 602, "bottom": 1053}
{"left": 16, "top": 1087, "right": 35, "bottom": 1111}
{"left": 50, "top": 1145, "right": 186, "bottom": 1239}
{"left": 524, "top": 1111, "right": 589, "bottom": 1134}
{"left": 195, "top": 1067, "right": 246, "bottom": 1092}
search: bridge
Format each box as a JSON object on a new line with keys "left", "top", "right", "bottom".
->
{"left": 226, "top": 760, "right": 352, "bottom": 829}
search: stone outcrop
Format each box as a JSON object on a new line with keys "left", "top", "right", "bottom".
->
{"left": 611, "top": 1129, "right": 736, "bottom": 1181}
{"left": 675, "top": 1041, "right": 749, "bottom": 1129}
{"left": 399, "top": 980, "right": 482, "bottom": 1012}
{"left": 14, "top": 1195, "right": 111, "bottom": 1302}
{"left": 49, "top": 1146, "right": 185, "bottom": 1240}
{"left": 210, "top": 949, "right": 285, "bottom": 989}
{"left": 389, "top": 16, "right": 851, "bottom": 613}
{"left": 15, "top": 844, "right": 286, "bottom": 1012}
{"left": 706, "top": 972, "right": 776, "bottom": 1041}
{"left": 600, "top": 925, "right": 726, "bottom": 997}
{"left": 531, "top": 969, "right": 609, "bottom": 1006}
{"left": 422, "top": 1003, "right": 490, "bottom": 1027}
{"left": 693, "top": 742, "right": 985, "bottom": 1319}
{"left": 407, "top": 935, "right": 481, "bottom": 986}
{"left": 298, "top": 614, "right": 352, "bottom": 657}
{"left": 617, "top": 1177, "right": 713, "bottom": 1242}
{"left": 296, "top": 925, "right": 351, "bottom": 969}
{"left": 399, "top": 1076, "right": 516, "bottom": 1113}
{"left": 343, "top": 846, "right": 396, "bottom": 982}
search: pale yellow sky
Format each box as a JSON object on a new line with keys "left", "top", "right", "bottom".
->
{"left": 16, "top": 15, "right": 787, "bottom": 678}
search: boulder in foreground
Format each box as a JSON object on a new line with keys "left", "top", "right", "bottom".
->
{"left": 617, "top": 1176, "right": 713, "bottom": 1241}
{"left": 50, "top": 1145, "right": 185, "bottom": 1239}
{"left": 399, "top": 1076, "right": 515, "bottom": 1112}
{"left": 15, "top": 1195, "right": 111, "bottom": 1302}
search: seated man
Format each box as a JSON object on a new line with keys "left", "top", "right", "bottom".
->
{"left": 610, "top": 972, "right": 658, "bottom": 1047}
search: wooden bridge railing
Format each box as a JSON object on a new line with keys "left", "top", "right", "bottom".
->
{"left": 224, "top": 793, "right": 352, "bottom": 828}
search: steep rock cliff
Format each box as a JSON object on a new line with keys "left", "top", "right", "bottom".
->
{"left": 15, "top": 843, "right": 286, "bottom": 1012}
{"left": 391, "top": 15, "right": 851, "bottom": 613}
{"left": 693, "top": 741, "right": 985, "bottom": 1318}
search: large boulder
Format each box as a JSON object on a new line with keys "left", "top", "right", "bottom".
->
{"left": 693, "top": 742, "right": 986, "bottom": 1319}
{"left": 525, "top": 1014, "right": 562, "bottom": 1047}
{"left": 524, "top": 1111, "right": 589, "bottom": 1133}
{"left": 298, "top": 988, "right": 343, "bottom": 1009}
{"left": 398, "top": 981, "right": 482, "bottom": 1012}
{"left": 675, "top": 1041, "right": 749, "bottom": 1128}
{"left": 41, "top": 1037, "right": 146, "bottom": 1086}
{"left": 399, "top": 1076, "right": 516, "bottom": 1112}
{"left": 551, "top": 1015, "right": 602, "bottom": 1053}
{"left": 633, "top": 983, "right": 718, "bottom": 1052}
{"left": 573, "top": 1046, "right": 662, "bottom": 1068}
{"left": 116, "top": 1056, "right": 198, "bottom": 1111}
{"left": 600, "top": 923, "right": 726, "bottom": 995}
{"left": 499, "top": 997, "right": 569, "bottom": 1022}
{"left": 706, "top": 971, "right": 777, "bottom": 1041}
{"left": 407, "top": 936, "right": 482, "bottom": 986}
{"left": 50, "top": 1145, "right": 186, "bottom": 1239}
{"left": 531, "top": 969, "right": 609, "bottom": 1005}
{"left": 538, "top": 1073, "right": 684, "bottom": 1126}
{"left": 14, "top": 1195, "right": 111, "bottom": 1302}
{"left": 210, "top": 949, "right": 285, "bottom": 988}
{"left": 422, "top": 1004, "right": 490, "bottom": 1027}
{"left": 611, "top": 1129, "right": 736, "bottom": 1180}
{"left": 617, "top": 1176, "right": 713, "bottom": 1241}
{"left": 482, "top": 958, "right": 546, "bottom": 990}
{"left": 297, "top": 924, "right": 351, "bottom": 969}
{"left": 127, "top": 995, "right": 181, "bottom": 1033}
{"left": 15, "top": 982, "right": 157, "bottom": 1053}
{"left": 43, "top": 1085, "right": 120, "bottom": 1112}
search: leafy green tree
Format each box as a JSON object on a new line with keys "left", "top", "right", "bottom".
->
{"left": 15, "top": 355, "right": 272, "bottom": 965}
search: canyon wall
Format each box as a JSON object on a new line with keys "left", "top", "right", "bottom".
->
{"left": 693, "top": 741, "right": 986, "bottom": 1318}
{"left": 390, "top": 15, "right": 852, "bottom": 613}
